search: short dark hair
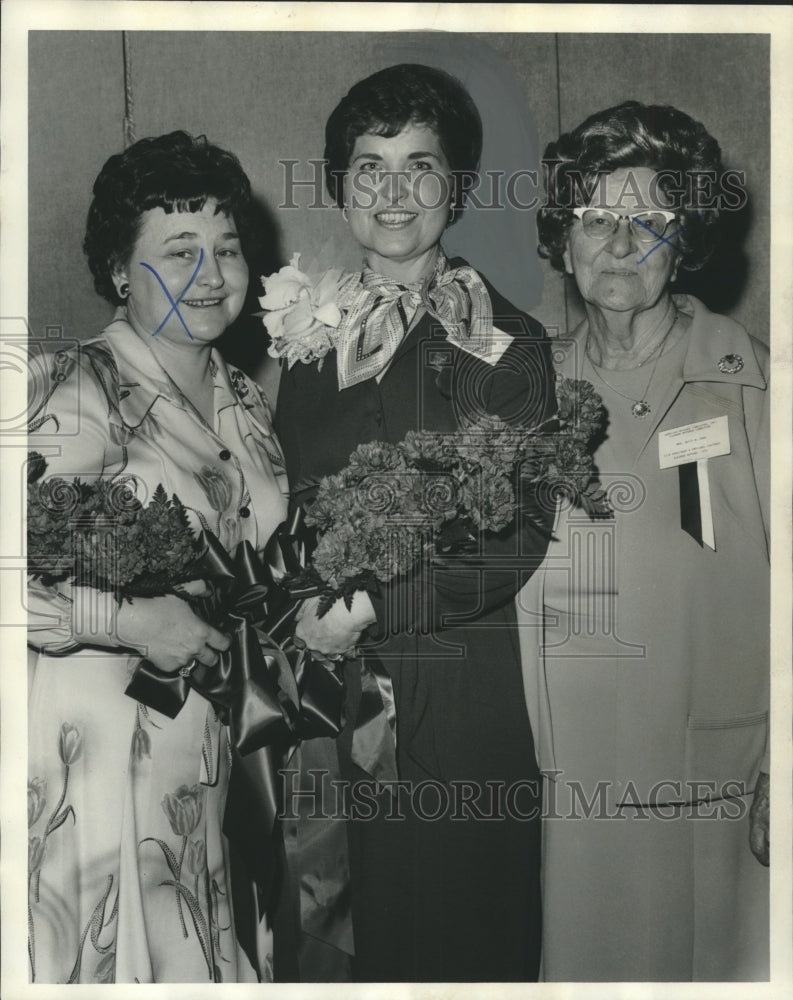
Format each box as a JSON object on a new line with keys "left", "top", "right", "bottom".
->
{"left": 538, "top": 102, "right": 725, "bottom": 272}
{"left": 324, "top": 63, "right": 482, "bottom": 222}
{"left": 84, "top": 131, "right": 256, "bottom": 304}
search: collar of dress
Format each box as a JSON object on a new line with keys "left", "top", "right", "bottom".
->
{"left": 555, "top": 294, "right": 766, "bottom": 390}
{"left": 98, "top": 308, "right": 240, "bottom": 428}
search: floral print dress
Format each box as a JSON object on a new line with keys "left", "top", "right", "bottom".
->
{"left": 26, "top": 313, "right": 288, "bottom": 983}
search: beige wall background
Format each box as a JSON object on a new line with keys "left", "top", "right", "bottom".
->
{"left": 28, "top": 31, "right": 770, "bottom": 379}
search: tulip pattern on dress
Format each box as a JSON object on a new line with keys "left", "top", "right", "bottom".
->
{"left": 27, "top": 313, "right": 287, "bottom": 982}
{"left": 143, "top": 783, "right": 229, "bottom": 981}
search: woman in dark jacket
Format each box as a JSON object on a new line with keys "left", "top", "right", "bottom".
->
{"left": 276, "top": 63, "right": 555, "bottom": 982}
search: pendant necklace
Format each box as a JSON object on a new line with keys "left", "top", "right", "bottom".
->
{"left": 586, "top": 305, "right": 678, "bottom": 419}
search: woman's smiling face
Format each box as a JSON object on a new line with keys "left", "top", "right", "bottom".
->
{"left": 563, "top": 166, "right": 680, "bottom": 315}
{"left": 344, "top": 124, "right": 452, "bottom": 280}
{"left": 119, "top": 199, "right": 249, "bottom": 345}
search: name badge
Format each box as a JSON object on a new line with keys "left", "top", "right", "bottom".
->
{"left": 658, "top": 416, "right": 731, "bottom": 469}
{"left": 660, "top": 417, "right": 730, "bottom": 552}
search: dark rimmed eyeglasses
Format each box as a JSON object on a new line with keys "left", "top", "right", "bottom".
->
{"left": 571, "top": 208, "right": 677, "bottom": 243}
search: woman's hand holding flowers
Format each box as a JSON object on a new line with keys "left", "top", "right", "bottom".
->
{"left": 171, "top": 579, "right": 213, "bottom": 599}
{"left": 295, "top": 590, "right": 377, "bottom": 660}
{"left": 115, "top": 593, "right": 231, "bottom": 675}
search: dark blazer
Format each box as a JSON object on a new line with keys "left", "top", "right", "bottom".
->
{"left": 275, "top": 260, "right": 555, "bottom": 982}
{"left": 277, "top": 261, "right": 556, "bottom": 631}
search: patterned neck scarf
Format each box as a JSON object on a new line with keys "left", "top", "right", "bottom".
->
{"left": 335, "top": 249, "right": 494, "bottom": 390}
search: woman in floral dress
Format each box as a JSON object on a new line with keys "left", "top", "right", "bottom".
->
{"left": 26, "top": 131, "right": 357, "bottom": 983}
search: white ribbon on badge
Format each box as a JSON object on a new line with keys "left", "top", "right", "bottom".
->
{"left": 658, "top": 416, "right": 731, "bottom": 551}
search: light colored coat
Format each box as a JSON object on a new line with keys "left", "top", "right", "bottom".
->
{"left": 517, "top": 294, "right": 770, "bottom": 980}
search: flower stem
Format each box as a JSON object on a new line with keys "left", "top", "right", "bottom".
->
{"left": 522, "top": 415, "right": 559, "bottom": 436}
{"left": 176, "top": 837, "right": 188, "bottom": 938}
{"left": 33, "top": 761, "right": 71, "bottom": 903}
{"left": 204, "top": 864, "right": 216, "bottom": 978}
{"left": 44, "top": 763, "right": 70, "bottom": 837}
{"left": 28, "top": 875, "right": 36, "bottom": 980}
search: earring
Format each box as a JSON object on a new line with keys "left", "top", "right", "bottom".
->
{"left": 118, "top": 282, "right": 129, "bottom": 299}
{"left": 341, "top": 207, "right": 349, "bottom": 223}
{"left": 447, "top": 206, "right": 455, "bottom": 225}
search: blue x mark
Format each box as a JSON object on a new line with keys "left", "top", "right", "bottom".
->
{"left": 140, "top": 248, "right": 204, "bottom": 338}
{"left": 635, "top": 218, "right": 680, "bottom": 264}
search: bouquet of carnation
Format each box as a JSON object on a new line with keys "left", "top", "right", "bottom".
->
{"left": 26, "top": 454, "right": 349, "bottom": 758}
{"left": 259, "top": 252, "right": 359, "bottom": 369}
{"left": 291, "top": 377, "right": 610, "bottom": 614}
{"left": 27, "top": 455, "right": 201, "bottom": 597}
{"left": 28, "top": 374, "right": 609, "bottom": 622}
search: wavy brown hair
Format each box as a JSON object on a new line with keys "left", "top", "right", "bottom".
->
{"left": 538, "top": 102, "right": 725, "bottom": 272}
{"left": 324, "top": 63, "right": 482, "bottom": 223}
{"left": 84, "top": 131, "right": 256, "bottom": 304}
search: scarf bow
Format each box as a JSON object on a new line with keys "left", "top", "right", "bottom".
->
{"left": 335, "top": 250, "right": 494, "bottom": 389}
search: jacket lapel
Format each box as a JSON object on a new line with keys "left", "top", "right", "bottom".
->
{"left": 636, "top": 295, "right": 765, "bottom": 461}
{"left": 554, "top": 295, "right": 765, "bottom": 466}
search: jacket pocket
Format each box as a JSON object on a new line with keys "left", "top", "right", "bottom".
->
{"left": 685, "top": 710, "right": 767, "bottom": 798}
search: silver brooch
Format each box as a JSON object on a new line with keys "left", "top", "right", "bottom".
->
{"left": 718, "top": 353, "right": 744, "bottom": 375}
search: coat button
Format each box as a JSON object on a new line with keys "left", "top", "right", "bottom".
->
{"left": 239, "top": 506, "right": 250, "bottom": 518}
{"left": 219, "top": 449, "right": 231, "bottom": 460}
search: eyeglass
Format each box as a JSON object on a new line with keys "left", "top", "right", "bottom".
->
{"left": 571, "top": 208, "right": 677, "bottom": 243}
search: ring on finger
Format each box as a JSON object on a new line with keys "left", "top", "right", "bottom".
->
{"left": 179, "top": 657, "right": 199, "bottom": 679}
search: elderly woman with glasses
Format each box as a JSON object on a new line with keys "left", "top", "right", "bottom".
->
{"left": 518, "top": 101, "right": 770, "bottom": 981}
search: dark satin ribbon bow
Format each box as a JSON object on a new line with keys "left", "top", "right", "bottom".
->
{"left": 124, "top": 510, "right": 345, "bottom": 754}
{"left": 123, "top": 508, "right": 398, "bottom": 972}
